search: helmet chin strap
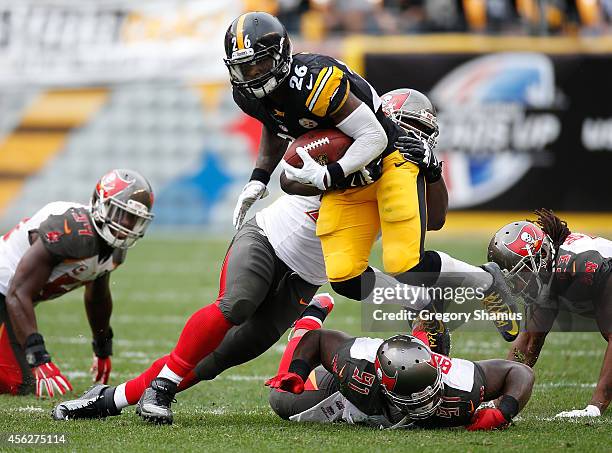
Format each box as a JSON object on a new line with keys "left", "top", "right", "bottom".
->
{"left": 251, "top": 76, "right": 279, "bottom": 98}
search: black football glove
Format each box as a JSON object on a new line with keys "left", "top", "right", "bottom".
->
{"left": 395, "top": 132, "right": 442, "bottom": 183}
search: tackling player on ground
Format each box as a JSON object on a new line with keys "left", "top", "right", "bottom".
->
{"left": 50, "top": 87, "right": 516, "bottom": 423}
{"left": 227, "top": 12, "right": 520, "bottom": 342}
{"left": 265, "top": 316, "right": 534, "bottom": 430}
{"left": 488, "top": 209, "right": 611, "bottom": 418}
{"left": 0, "top": 169, "right": 153, "bottom": 397}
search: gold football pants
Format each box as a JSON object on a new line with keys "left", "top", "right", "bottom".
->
{"left": 316, "top": 151, "right": 426, "bottom": 282}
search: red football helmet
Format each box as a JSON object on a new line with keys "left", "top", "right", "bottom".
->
{"left": 90, "top": 169, "right": 154, "bottom": 249}
{"left": 488, "top": 221, "right": 554, "bottom": 303}
{"left": 381, "top": 88, "right": 439, "bottom": 148}
{"left": 375, "top": 335, "right": 443, "bottom": 420}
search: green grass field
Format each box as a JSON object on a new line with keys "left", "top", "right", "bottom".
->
{"left": 0, "top": 235, "right": 609, "bottom": 452}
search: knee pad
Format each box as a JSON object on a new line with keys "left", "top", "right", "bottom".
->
{"left": 325, "top": 251, "right": 358, "bottom": 282}
{"left": 383, "top": 245, "right": 421, "bottom": 275}
{"left": 219, "top": 297, "right": 257, "bottom": 325}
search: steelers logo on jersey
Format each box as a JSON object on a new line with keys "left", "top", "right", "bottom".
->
{"left": 299, "top": 118, "right": 319, "bottom": 129}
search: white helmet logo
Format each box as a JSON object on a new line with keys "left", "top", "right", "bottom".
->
{"left": 521, "top": 231, "right": 535, "bottom": 244}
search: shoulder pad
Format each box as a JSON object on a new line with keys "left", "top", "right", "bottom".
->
{"left": 38, "top": 207, "right": 100, "bottom": 259}
{"left": 304, "top": 64, "right": 350, "bottom": 118}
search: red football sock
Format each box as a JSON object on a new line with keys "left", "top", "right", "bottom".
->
{"left": 166, "top": 303, "right": 232, "bottom": 378}
{"left": 164, "top": 247, "right": 234, "bottom": 378}
{"left": 124, "top": 248, "right": 235, "bottom": 401}
{"left": 124, "top": 355, "right": 169, "bottom": 405}
{"left": 276, "top": 317, "right": 322, "bottom": 374}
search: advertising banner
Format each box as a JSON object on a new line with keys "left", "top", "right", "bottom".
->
{"left": 365, "top": 52, "right": 612, "bottom": 211}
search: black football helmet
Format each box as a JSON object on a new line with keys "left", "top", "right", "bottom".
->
{"left": 381, "top": 88, "right": 439, "bottom": 148}
{"left": 224, "top": 12, "right": 292, "bottom": 99}
{"left": 374, "top": 335, "right": 443, "bottom": 420}
{"left": 487, "top": 221, "right": 554, "bottom": 303}
{"left": 90, "top": 169, "right": 154, "bottom": 249}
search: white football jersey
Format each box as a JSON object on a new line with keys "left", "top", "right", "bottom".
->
{"left": 0, "top": 201, "right": 124, "bottom": 301}
{"left": 255, "top": 195, "right": 326, "bottom": 286}
{"left": 559, "top": 233, "right": 612, "bottom": 258}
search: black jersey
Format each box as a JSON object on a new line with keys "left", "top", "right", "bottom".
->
{"left": 331, "top": 337, "right": 485, "bottom": 428}
{"left": 233, "top": 53, "right": 405, "bottom": 188}
{"left": 533, "top": 232, "right": 612, "bottom": 328}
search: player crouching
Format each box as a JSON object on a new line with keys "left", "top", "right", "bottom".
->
{"left": 0, "top": 169, "right": 154, "bottom": 397}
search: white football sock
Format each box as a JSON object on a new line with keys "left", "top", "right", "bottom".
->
{"left": 113, "top": 383, "right": 129, "bottom": 410}
{"left": 157, "top": 364, "right": 183, "bottom": 385}
{"left": 435, "top": 251, "right": 493, "bottom": 290}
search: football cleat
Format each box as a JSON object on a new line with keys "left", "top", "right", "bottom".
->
{"left": 136, "top": 378, "right": 177, "bottom": 425}
{"left": 411, "top": 316, "right": 451, "bottom": 356}
{"left": 481, "top": 262, "right": 521, "bottom": 342}
{"left": 308, "top": 293, "right": 335, "bottom": 317}
{"left": 288, "top": 293, "right": 335, "bottom": 340}
{"left": 52, "top": 384, "right": 119, "bottom": 420}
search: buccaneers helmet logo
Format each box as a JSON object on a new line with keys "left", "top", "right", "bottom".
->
{"left": 374, "top": 356, "right": 398, "bottom": 392}
{"left": 505, "top": 224, "right": 544, "bottom": 257}
{"left": 381, "top": 92, "right": 410, "bottom": 117}
{"left": 97, "top": 171, "right": 134, "bottom": 199}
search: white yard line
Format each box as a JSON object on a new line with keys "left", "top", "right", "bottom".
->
{"left": 535, "top": 382, "right": 596, "bottom": 388}
{"left": 46, "top": 337, "right": 175, "bottom": 348}
{"left": 16, "top": 406, "right": 46, "bottom": 413}
{"left": 226, "top": 375, "right": 269, "bottom": 382}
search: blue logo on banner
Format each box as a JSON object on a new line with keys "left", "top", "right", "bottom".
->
{"left": 431, "top": 52, "right": 557, "bottom": 208}
{"left": 154, "top": 150, "right": 232, "bottom": 225}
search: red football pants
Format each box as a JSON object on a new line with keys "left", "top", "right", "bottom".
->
{"left": 0, "top": 322, "right": 25, "bottom": 395}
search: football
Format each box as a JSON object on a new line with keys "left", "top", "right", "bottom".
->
{"left": 283, "top": 129, "right": 353, "bottom": 168}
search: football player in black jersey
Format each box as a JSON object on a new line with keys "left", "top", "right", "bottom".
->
{"left": 0, "top": 169, "right": 153, "bottom": 397}
{"left": 227, "top": 12, "right": 520, "bottom": 343}
{"left": 488, "top": 209, "right": 611, "bottom": 418}
{"left": 266, "top": 327, "right": 534, "bottom": 430}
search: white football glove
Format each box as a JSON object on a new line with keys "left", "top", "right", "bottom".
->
{"left": 554, "top": 405, "right": 601, "bottom": 418}
{"left": 358, "top": 166, "right": 374, "bottom": 185}
{"left": 232, "top": 180, "right": 269, "bottom": 229}
{"left": 282, "top": 147, "right": 331, "bottom": 191}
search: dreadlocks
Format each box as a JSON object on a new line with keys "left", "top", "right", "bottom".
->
{"left": 532, "top": 208, "right": 571, "bottom": 252}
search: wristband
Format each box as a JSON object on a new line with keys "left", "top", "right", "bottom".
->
{"left": 92, "top": 327, "right": 114, "bottom": 358}
{"left": 250, "top": 168, "right": 271, "bottom": 185}
{"left": 24, "top": 333, "right": 51, "bottom": 367}
{"left": 326, "top": 162, "right": 345, "bottom": 188}
{"left": 425, "top": 161, "right": 443, "bottom": 183}
{"left": 288, "top": 359, "right": 312, "bottom": 382}
{"left": 498, "top": 395, "right": 519, "bottom": 421}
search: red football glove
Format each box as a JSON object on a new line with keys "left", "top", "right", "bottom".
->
{"left": 32, "top": 362, "right": 73, "bottom": 398}
{"left": 467, "top": 408, "right": 509, "bottom": 431}
{"left": 90, "top": 355, "right": 112, "bottom": 384}
{"left": 265, "top": 372, "right": 305, "bottom": 394}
